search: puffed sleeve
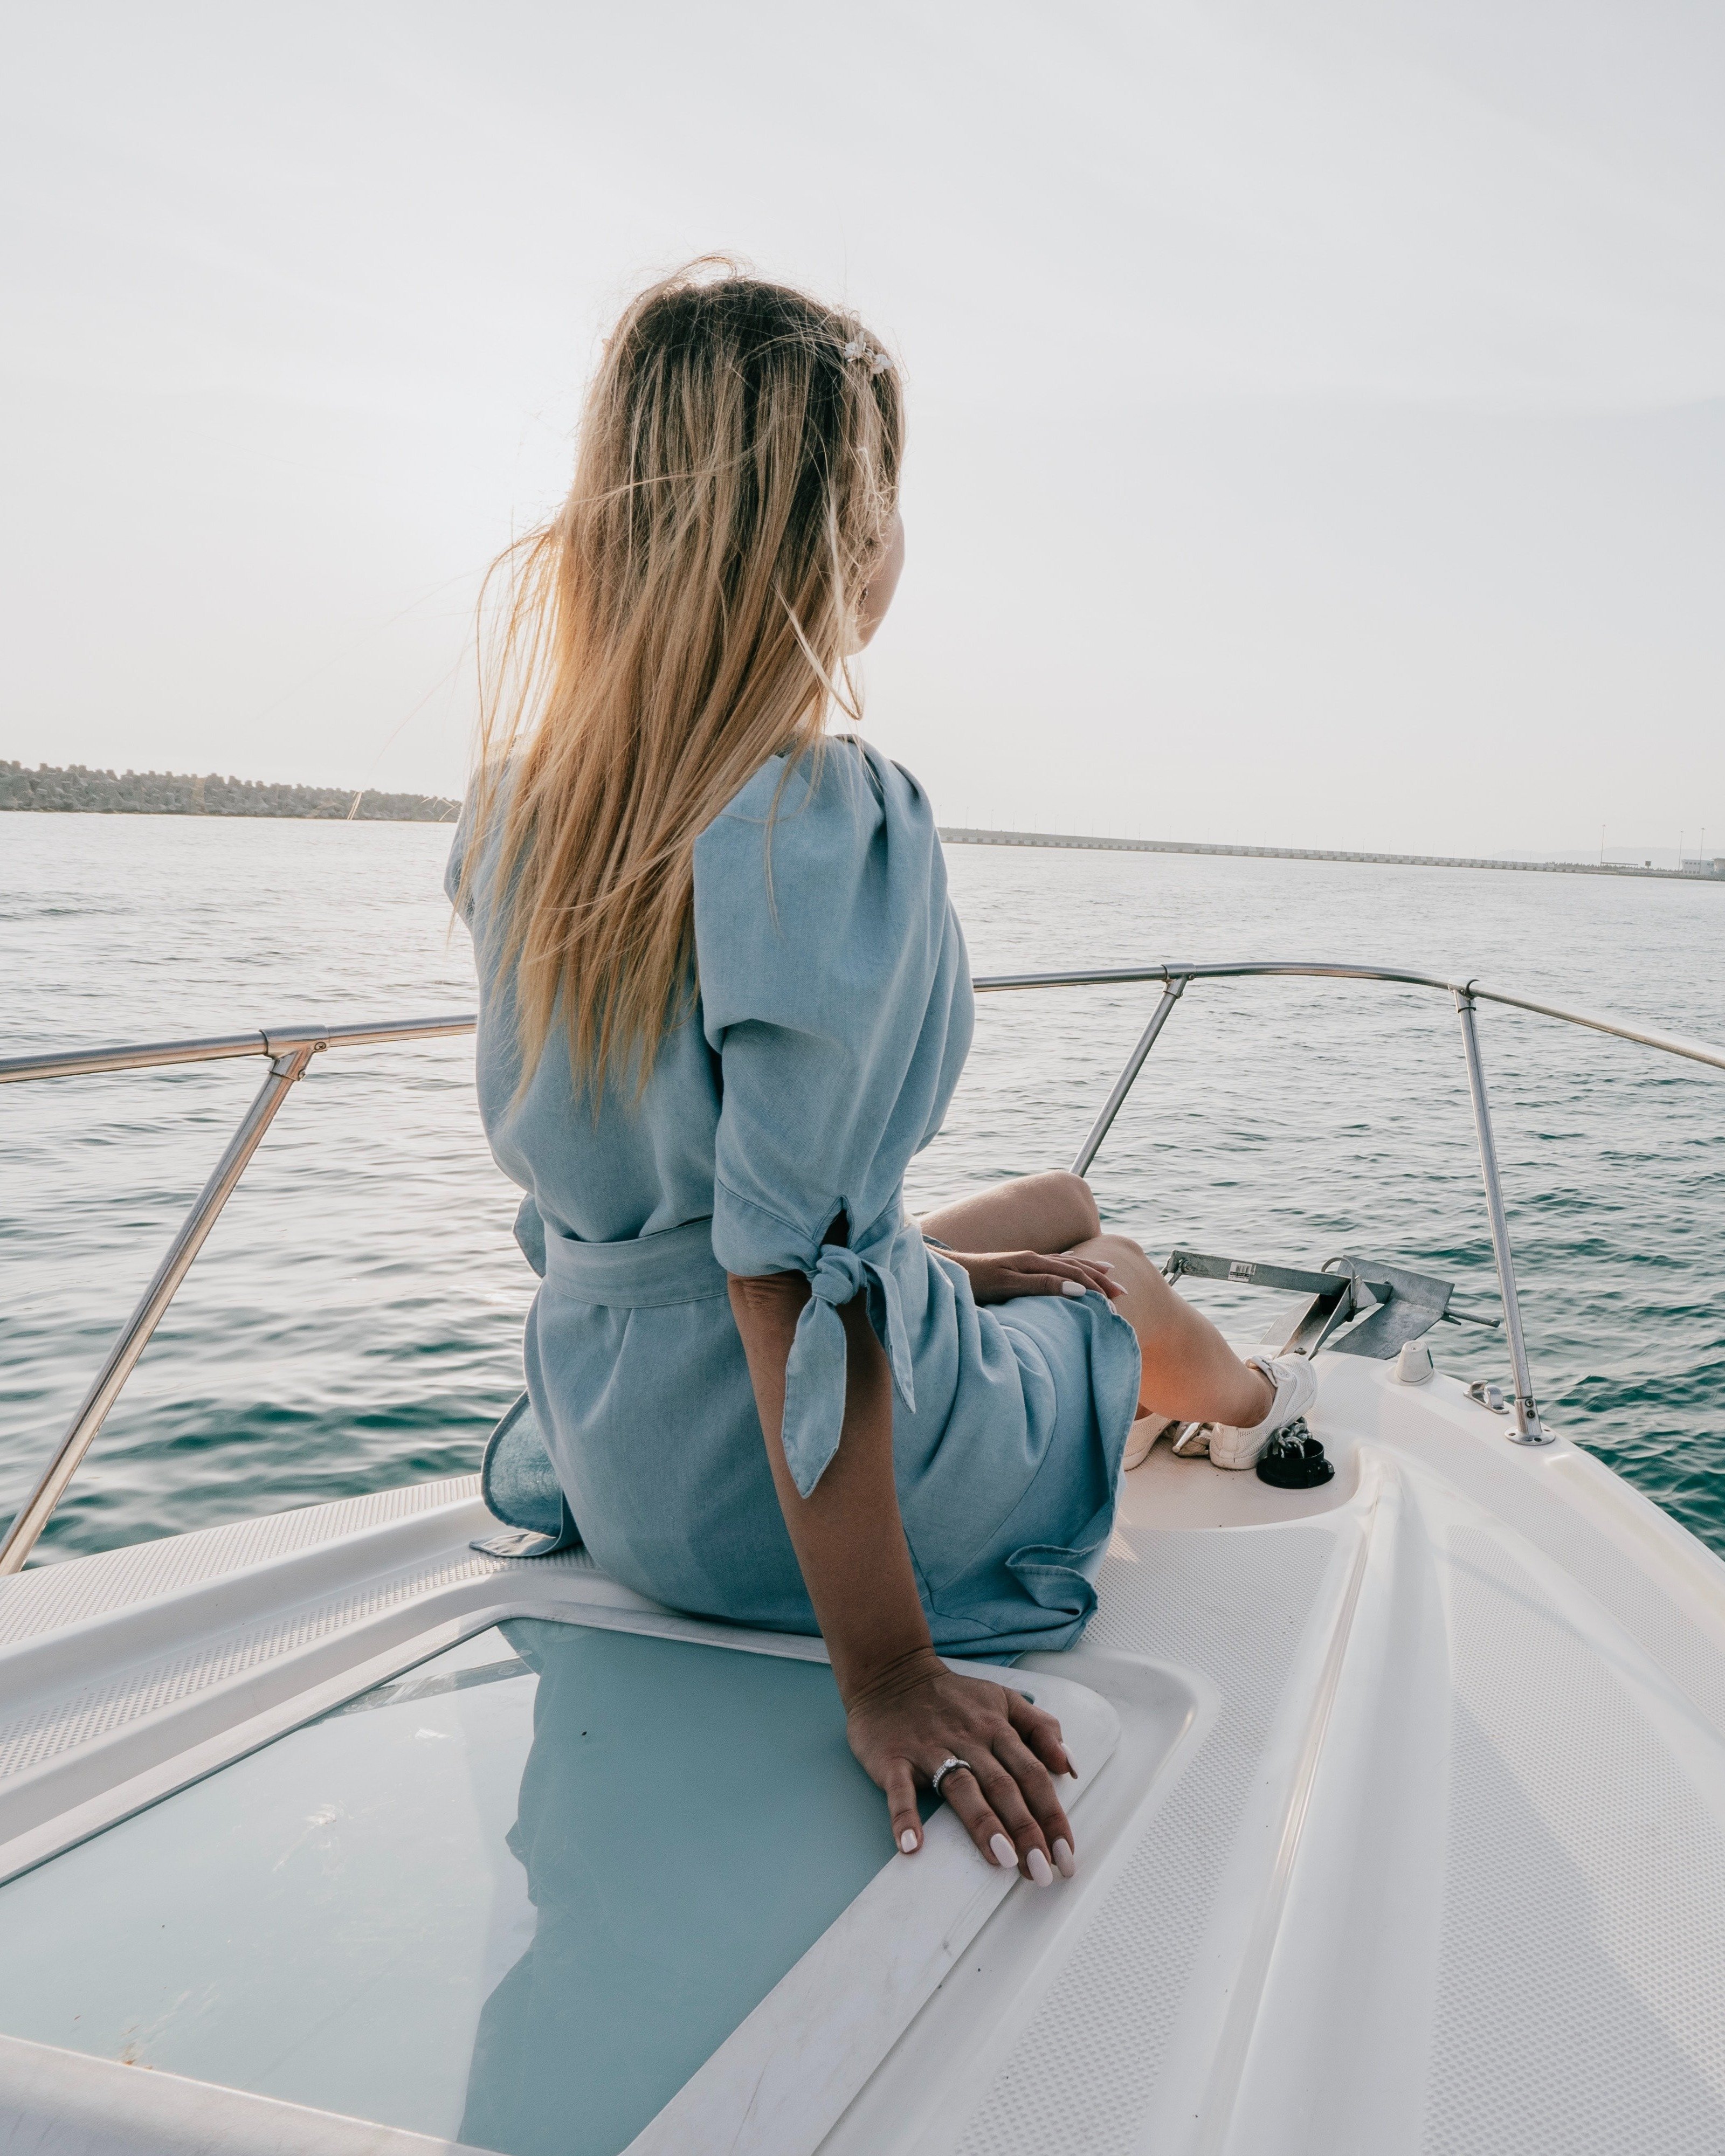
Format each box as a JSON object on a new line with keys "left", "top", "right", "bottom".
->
{"left": 694, "top": 739, "right": 972, "bottom": 1495}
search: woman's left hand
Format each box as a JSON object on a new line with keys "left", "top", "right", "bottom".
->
{"left": 942, "top": 1249, "right": 1123, "bottom": 1305}
{"left": 844, "top": 1650, "right": 1078, "bottom": 1879}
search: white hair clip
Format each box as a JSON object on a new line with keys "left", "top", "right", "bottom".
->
{"left": 842, "top": 339, "right": 892, "bottom": 376}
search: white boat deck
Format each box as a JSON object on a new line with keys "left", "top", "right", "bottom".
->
{"left": 3, "top": 1349, "right": 1724, "bottom": 2154}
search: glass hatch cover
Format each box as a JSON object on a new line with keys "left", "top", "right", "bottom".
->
{"left": 0, "top": 1619, "right": 913, "bottom": 2156}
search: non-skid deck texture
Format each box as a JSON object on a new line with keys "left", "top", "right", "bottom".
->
{"left": 1424, "top": 1528, "right": 1725, "bottom": 2155}
{"left": 2, "top": 1547, "right": 499, "bottom": 1782}
{"left": 952, "top": 1528, "right": 1339, "bottom": 2156}
{"left": 0, "top": 1477, "right": 484, "bottom": 1646}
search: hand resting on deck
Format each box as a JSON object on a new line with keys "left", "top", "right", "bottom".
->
{"left": 728, "top": 1266, "right": 1081, "bottom": 1885}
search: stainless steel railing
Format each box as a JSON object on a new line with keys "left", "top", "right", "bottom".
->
{"left": 2, "top": 967, "right": 1721, "bottom": 1574}
{"left": 976, "top": 963, "right": 1725, "bottom": 1454}
{"left": 0, "top": 1017, "right": 475, "bottom": 1575}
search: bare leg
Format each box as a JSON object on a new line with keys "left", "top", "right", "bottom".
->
{"left": 920, "top": 1177, "right": 1272, "bottom": 1432}
{"left": 1072, "top": 1234, "right": 1272, "bottom": 1429}
{"left": 920, "top": 1170, "right": 1101, "bottom": 1256}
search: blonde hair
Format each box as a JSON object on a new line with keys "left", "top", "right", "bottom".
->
{"left": 461, "top": 260, "right": 904, "bottom": 1097}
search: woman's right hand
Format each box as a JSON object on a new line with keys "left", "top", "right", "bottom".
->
{"left": 844, "top": 1648, "right": 1079, "bottom": 1883}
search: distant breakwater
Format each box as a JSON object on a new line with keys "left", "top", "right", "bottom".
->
{"left": 2, "top": 763, "right": 459, "bottom": 823}
{"left": 939, "top": 826, "right": 1725, "bottom": 884}
{"left": 8, "top": 770, "right": 1719, "bottom": 875}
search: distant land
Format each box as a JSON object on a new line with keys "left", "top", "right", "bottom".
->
{"left": 940, "top": 826, "right": 1725, "bottom": 883}
{"left": 6, "top": 766, "right": 1720, "bottom": 880}
{"left": 1, "top": 762, "right": 459, "bottom": 823}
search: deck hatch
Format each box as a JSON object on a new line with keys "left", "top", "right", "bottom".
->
{"left": 0, "top": 1618, "right": 928, "bottom": 2154}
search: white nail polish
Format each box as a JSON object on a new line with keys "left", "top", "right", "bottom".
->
{"left": 1027, "top": 1847, "right": 1054, "bottom": 1887}
{"left": 1052, "top": 1837, "right": 1077, "bottom": 1878}
{"left": 900, "top": 1829, "right": 918, "bottom": 1854}
{"left": 1061, "top": 1279, "right": 1086, "bottom": 1298}
{"left": 989, "top": 1832, "right": 1018, "bottom": 1869}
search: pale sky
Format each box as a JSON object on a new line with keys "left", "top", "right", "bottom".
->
{"left": 3, "top": 1, "right": 1721, "bottom": 856}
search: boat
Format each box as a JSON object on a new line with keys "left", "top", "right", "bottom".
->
{"left": 2, "top": 959, "right": 1723, "bottom": 2155}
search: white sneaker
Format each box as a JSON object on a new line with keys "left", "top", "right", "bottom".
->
{"left": 1123, "top": 1413, "right": 1178, "bottom": 1471}
{"left": 1206, "top": 1356, "right": 1319, "bottom": 1471}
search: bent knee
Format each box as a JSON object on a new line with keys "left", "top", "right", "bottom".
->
{"left": 1023, "top": 1169, "right": 1102, "bottom": 1243}
{"left": 1086, "top": 1231, "right": 1148, "bottom": 1268}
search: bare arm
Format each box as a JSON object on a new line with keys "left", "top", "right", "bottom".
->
{"left": 728, "top": 1269, "right": 1078, "bottom": 1882}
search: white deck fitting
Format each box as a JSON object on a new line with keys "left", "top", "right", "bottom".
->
{"left": 4, "top": 1352, "right": 1725, "bottom": 2154}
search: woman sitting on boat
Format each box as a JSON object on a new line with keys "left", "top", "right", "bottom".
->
{"left": 447, "top": 264, "right": 1315, "bottom": 1888}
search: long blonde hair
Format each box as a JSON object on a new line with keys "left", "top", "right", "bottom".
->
{"left": 461, "top": 261, "right": 904, "bottom": 1096}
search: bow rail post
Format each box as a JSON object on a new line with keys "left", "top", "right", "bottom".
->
{"left": 0, "top": 1042, "right": 321, "bottom": 1575}
{"left": 1453, "top": 989, "right": 1547, "bottom": 1443}
{"left": 1070, "top": 976, "right": 1187, "bottom": 1176}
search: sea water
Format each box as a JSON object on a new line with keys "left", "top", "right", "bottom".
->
{"left": 3, "top": 811, "right": 1721, "bottom": 1565}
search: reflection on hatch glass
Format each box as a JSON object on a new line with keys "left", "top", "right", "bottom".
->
{"left": 0, "top": 1620, "right": 897, "bottom": 2156}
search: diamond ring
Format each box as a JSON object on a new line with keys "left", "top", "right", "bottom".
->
{"left": 930, "top": 1756, "right": 973, "bottom": 1799}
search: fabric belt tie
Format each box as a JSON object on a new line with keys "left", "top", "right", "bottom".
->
{"left": 781, "top": 1238, "right": 916, "bottom": 1500}
{"left": 534, "top": 1205, "right": 916, "bottom": 1500}
{"left": 540, "top": 1215, "right": 729, "bottom": 1308}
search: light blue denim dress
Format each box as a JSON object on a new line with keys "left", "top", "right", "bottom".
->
{"left": 447, "top": 738, "right": 1140, "bottom": 1657}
